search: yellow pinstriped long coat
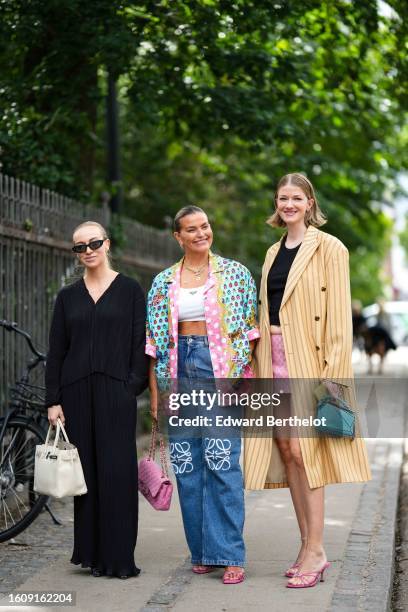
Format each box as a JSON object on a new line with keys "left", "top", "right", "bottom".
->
{"left": 244, "top": 225, "right": 372, "bottom": 490}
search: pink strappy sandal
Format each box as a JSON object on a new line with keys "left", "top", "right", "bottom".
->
{"left": 284, "top": 562, "right": 300, "bottom": 578}
{"left": 286, "top": 561, "right": 330, "bottom": 588}
{"left": 285, "top": 537, "right": 307, "bottom": 576}
{"left": 222, "top": 568, "right": 245, "bottom": 585}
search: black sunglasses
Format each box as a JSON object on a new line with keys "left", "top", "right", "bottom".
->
{"left": 72, "top": 238, "right": 106, "bottom": 254}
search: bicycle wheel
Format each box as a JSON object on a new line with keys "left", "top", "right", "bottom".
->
{"left": 0, "top": 416, "right": 48, "bottom": 542}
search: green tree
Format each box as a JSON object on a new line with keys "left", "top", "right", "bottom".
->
{"left": 1, "top": 1, "right": 407, "bottom": 302}
{"left": 400, "top": 212, "right": 408, "bottom": 264}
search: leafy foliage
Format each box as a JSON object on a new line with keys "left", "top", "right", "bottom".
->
{"left": 1, "top": 0, "right": 407, "bottom": 302}
{"left": 400, "top": 213, "right": 408, "bottom": 265}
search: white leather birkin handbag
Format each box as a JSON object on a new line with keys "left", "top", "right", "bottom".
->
{"left": 34, "top": 418, "right": 87, "bottom": 498}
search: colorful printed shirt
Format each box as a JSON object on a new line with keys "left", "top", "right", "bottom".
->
{"left": 145, "top": 251, "right": 260, "bottom": 381}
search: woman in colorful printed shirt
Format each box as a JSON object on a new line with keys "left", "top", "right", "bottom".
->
{"left": 146, "top": 206, "right": 260, "bottom": 585}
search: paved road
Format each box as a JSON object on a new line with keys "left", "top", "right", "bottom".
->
{"left": 0, "top": 478, "right": 367, "bottom": 612}
{"left": 0, "top": 346, "right": 406, "bottom": 612}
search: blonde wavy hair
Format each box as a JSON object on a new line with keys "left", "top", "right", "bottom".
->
{"left": 267, "top": 173, "right": 327, "bottom": 228}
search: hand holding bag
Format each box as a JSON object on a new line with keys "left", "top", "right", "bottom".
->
{"left": 314, "top": 381, "right": 355, "bottom": 439}
{"left": 34, "top": 418, "right": 87, "bottom": 498}
{"left": 138, "top": 421, "right": 173, "bottom": 511}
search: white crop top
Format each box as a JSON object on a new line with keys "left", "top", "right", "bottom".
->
{"left": 178, "top": 286, "right": 206, "bottom": 322}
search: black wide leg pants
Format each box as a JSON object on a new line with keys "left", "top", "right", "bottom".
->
{"left": 61, "top": 373, "right": 139, "bottom": 577}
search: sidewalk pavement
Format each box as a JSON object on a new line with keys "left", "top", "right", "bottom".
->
{"left": 0, "top": 348, "right": 406, "bottom": 612}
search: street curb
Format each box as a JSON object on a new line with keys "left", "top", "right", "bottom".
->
{"left": 392, "top": 436, "right": 408, "bottom": 611}
{"left": 329, "top": 439, "right": 404, "bottom": 612}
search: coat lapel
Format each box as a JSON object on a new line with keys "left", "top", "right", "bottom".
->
{"left": 205, "top": 251, "right": 224, "bottom": 292}
{"left": 280, "top": 225, "right": 321, "bottom": 311}
{"left": 165, "top": 257, "right": 183, "bottom": 337}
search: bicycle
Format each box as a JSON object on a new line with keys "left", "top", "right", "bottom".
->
{"left": 0, "top": 320, "right": 61, "bottom": 543}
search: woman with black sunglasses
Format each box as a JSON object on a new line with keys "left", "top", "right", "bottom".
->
{"left": 45, "top": 220, "right": 148, "bottom": 579}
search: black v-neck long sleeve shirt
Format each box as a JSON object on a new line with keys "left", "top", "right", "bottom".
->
{"left": 45, "top": 273, "right": 148, "bottom": 408}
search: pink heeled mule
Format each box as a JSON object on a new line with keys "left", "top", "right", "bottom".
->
{"left": 286, "top": 561, "right": 331, "bottom": 588}
{"left": 284, "top": 562, "right": 300, "bottom": 578}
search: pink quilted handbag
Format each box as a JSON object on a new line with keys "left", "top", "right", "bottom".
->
{"left": 138, "top": 421, "right": 173, "bottom": 511}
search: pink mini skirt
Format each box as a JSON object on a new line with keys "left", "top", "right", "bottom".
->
{"left": 271, "top": 334, "right": 289, "bottom": 379}
{"left": 271, "top": 333, "right": 292, "bottom": 427}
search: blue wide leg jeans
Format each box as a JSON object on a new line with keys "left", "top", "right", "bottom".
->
{"left": 169, "top": 335, "right": 245, "bottom": 567}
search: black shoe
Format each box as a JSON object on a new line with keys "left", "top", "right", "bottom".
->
{"left": 118, "top": 567, "right": 141, "bottom": 579}
{"left": 91, "top": 568, "right": 103, "bottom": 577}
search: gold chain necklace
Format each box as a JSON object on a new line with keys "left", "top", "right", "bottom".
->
{"left": 183, "top": 258, "right": 208, "bottom": 281}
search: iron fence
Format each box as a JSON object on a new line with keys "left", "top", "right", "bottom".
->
{"left": 0, "top": 173, "right": 180, "bottom": 412}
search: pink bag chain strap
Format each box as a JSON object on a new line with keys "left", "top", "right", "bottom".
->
{"left": 149, "top": 421, "right": 169, "bottom": 478}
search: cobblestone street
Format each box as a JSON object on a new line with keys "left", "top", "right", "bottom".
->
{"left": 0, "top": 498, "right": 74, "bottom": 596}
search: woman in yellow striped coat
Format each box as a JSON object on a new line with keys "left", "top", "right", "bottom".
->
{"left": 244, "top": 173, "right": 371, "bottom": 588}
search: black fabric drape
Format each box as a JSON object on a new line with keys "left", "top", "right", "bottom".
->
{"left": 45, "top": 274, "right": 148, "bottom": 407}
{"left": 62, "top": 373, "right": 140, "bottom": 577}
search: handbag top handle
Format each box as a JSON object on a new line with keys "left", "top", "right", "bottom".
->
{"left": 44, "top": 418, "right": 71, "bottom": 449}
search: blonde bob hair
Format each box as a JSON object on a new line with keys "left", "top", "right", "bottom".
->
{"left": 267, "top": 173, "right": 327, "bottom": 228}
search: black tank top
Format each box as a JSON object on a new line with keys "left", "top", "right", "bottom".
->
{"left": 267, "top": 236, "right": 301, "bottom": 325}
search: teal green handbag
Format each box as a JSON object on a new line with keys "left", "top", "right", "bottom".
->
{"left": 313, "top": 384, "right": 355, "bottom": 439}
